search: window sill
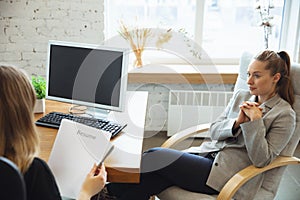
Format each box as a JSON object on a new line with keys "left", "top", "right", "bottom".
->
{"left": 127, "top": 64, "right": 239, "bottom": 84}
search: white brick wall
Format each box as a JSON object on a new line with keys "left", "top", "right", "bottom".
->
{"left": 0, "top": 0, "right": 105, "bottom": 76}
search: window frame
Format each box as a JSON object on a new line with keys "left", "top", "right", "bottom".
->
{"left": 104, "top": 0, "right": 298, "bottom": 69}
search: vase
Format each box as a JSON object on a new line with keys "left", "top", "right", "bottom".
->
{"left": 34, "top": 98, "right": 45, "bottom": 113}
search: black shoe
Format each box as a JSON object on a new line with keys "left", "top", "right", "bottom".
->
{"left": 91, "top": 186, "right": 117, "bottom": 200}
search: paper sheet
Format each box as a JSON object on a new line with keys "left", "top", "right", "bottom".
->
{"left": 48, "top": 119, "right": 112, "bottom": 199}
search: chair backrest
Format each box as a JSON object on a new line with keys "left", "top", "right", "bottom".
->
{"left": 0, "top": 157, "right": 27, "bottom": 200}
{"left": 234, "top": 52, "right": 300, "bottom": 198}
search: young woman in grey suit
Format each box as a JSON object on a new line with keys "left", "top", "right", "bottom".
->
{"left": 96, "top": 50, "right": 296, "bottom": 200}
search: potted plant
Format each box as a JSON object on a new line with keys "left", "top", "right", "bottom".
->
{"left": 32, "top": 75, "right": 46, "bottom": 113}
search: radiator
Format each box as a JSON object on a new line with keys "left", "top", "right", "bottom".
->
{"left": 167, "top": 90, "right": 233, "bottom": 137}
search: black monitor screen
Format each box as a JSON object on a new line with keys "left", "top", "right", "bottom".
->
{"left": 46, "top": 41, "right": 128, "bottom": 112}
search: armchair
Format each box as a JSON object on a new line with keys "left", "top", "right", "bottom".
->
{"left": 157, "top": 52, "right": 300, "bottom": 200}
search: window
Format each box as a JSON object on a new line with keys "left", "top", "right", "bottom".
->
{"left": 105, "top": 0, "right": 285, "bottom": 65}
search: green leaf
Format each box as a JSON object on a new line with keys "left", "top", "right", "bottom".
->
{"left": 31, "top": 75, "right": 46, "bottom": 99}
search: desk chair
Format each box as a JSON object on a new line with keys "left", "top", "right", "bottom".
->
{"left": 157, "top": 52, "right": 300, "bottom": 200}
{"left": 0, "top": 157, "right": 26, "bottom": 200}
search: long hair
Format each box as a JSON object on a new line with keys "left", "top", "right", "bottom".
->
{"left": 0, "top": 65, "right": 39, "bottom": 173}
{"left": 254, "top": 50, "right": 294, "bottom": 106}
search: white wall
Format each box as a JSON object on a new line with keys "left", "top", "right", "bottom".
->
{"left": 0, "top": 0, "right": 105, "bottom": 76}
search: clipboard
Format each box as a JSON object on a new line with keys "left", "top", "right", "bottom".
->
{"left": 48, "top": 119, "right": 113, "bottom": 199}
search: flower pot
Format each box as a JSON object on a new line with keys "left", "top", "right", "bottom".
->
{"left": 34, "top": 98, "right": 45, "bottom": 113}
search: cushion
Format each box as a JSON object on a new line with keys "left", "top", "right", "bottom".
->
{"left": 291, "top": 63, "right": 300, "bottom": 95}
{"left": 292, "top": 62, "right": 300, "bottom": 123}
{"left": 253, "top": 187, "right": 275, "bottom": 200}
{"left": 233, "top": 52, "right": 253, "bottom": 92}
{"left": 158, "top": 186, "right": 217, "bottom": 200}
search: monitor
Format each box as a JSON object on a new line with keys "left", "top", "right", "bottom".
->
{"left": 46, "top": 40, "right": 129, "bottom": 117}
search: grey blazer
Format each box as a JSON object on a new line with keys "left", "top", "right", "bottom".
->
{"left": 200, "top": 90, "right": 296, "bottom": 200}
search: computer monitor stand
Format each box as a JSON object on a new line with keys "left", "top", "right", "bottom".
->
{"left": 69, "top": 105, "right": 110, "bottom": 119}
{"left": 85, "top": 107, "right": 110, "bottom": 119}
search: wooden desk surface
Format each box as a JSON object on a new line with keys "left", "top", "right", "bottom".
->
{"left": 35, "top": 91, "right": 148, "bottom": 183}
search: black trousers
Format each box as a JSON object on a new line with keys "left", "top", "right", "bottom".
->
{"left": 107, "top": 147, "right": 218, "bottom": 200}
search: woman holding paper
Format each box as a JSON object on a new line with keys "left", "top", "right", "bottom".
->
{"left": 0, "top": 65, "right": 106, "bottom": 200}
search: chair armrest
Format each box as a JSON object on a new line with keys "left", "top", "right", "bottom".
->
{"left": 161, "top": 123, "right": 211, "bottom": 148}
{"left": 216, "top": 156, "right": 300, "bottom": 200}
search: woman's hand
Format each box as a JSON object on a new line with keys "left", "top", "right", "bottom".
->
{"left": 233, "top": 108, "right": 249, "bottom": 130}
{"left": 78, "top": 163, "right": 107, "bottom": 200}
{"left": 237, "top": 108, "right": 250, "bottom": 123}
{"left": 239, "top": 101, "right": 263, "bottom": 121}
{"left": 234, "top": 101, "right": 263, "bottom": 130}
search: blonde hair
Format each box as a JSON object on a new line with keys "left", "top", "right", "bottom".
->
{"left": 0, "top": 65, "right": 39, "bottom": 173}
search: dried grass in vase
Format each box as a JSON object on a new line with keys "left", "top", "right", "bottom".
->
{"left": 119, "top": 21, "right": 152, "bottom": 67}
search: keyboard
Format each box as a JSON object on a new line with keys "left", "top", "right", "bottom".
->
{"left": 35, "top": 112, "right": 126, "bottom": 138}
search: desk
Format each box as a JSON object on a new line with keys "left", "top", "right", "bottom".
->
{"left": 35, "top": 91, "right": 148, "bottom": 183}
